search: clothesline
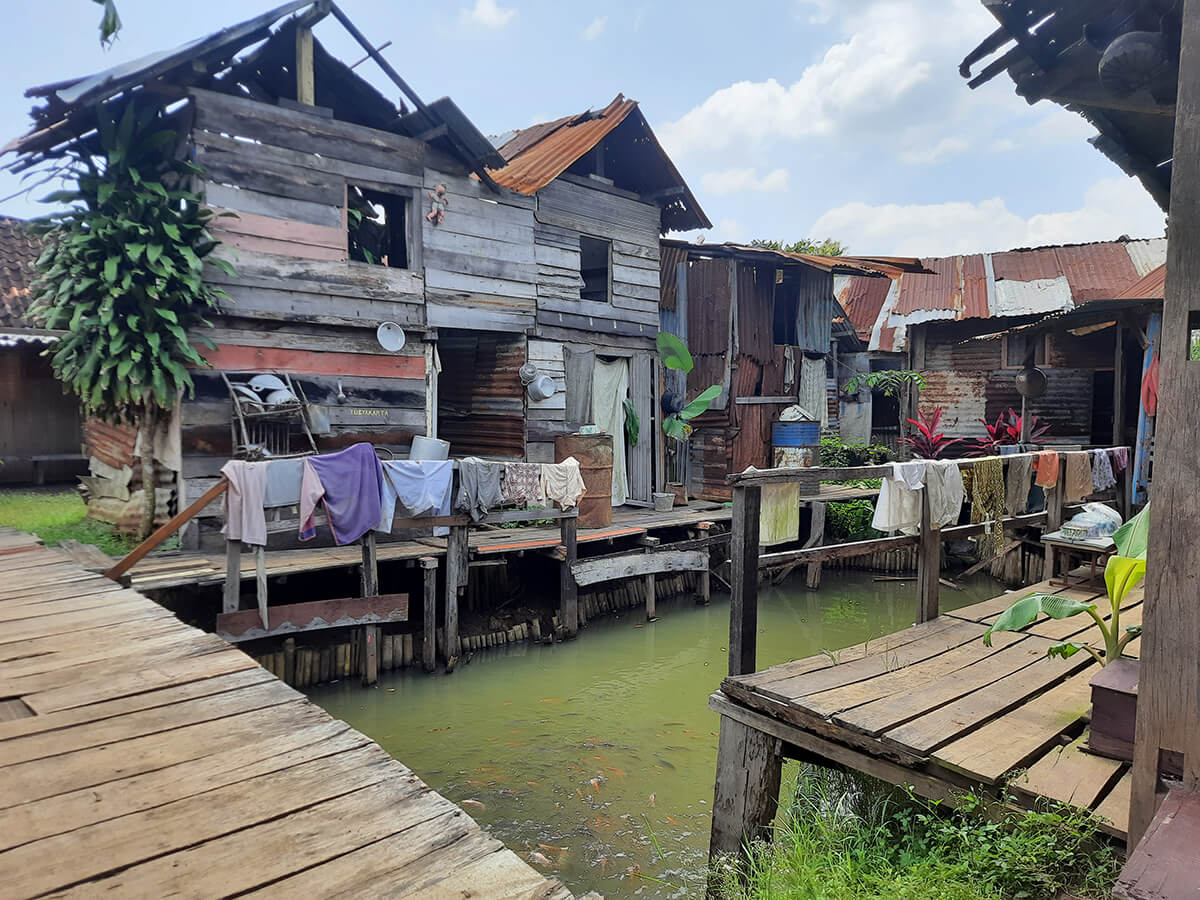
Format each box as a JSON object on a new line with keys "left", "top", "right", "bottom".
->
{"left": 221, "top": 443, "right": 588, "bottom": 548}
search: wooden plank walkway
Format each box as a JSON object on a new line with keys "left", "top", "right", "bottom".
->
{"left": 717, "top": 576, "right": 1140, "bottom": 841}
{"left": 0, "top": 527, "right": 574, "bottom": 898}
{"left": 126, "top": 503, "right": 731, "bottom": 592}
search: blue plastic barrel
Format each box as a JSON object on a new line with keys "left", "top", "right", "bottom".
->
{"left": 772, "top": 421, "right": 820, "bottom": 448}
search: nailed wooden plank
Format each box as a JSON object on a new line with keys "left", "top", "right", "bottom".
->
{"left": 934, "top": 671, "right": 1096, "bottom": 783}
{"left": 571, "top": 549, "right": 708, "bottom": 586}
{"left": 1011, "top": 735, "right": 1124, "bottom": 810}
{"left": 216, "top": 593, "right": 409, "bottom": 642}
{"left": 202, "top": 181, "right": 342, "bottom": 229}
{"left": 1093, "top": 770, "right": 1132, "bottom": 839}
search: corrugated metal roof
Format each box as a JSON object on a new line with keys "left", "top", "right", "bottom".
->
{"left": 1119, "top": 263, "right": 1166, "bottom": 300}
{"left": 834, "top": 275, "right": 891, "bottom": 342}
{"left": 841, "top": 237, "right": 1167, "bottom": 353}
{"left": 662, "top": 240, "right": 925, "bottom": 279}
{"left": 490, "top": 96, "right": 710, "bottom": 232}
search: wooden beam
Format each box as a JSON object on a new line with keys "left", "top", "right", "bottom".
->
{"left": 570, "top": 549, "right": 709, "bottom": 586}
{"left": 916, "top": 488, "right": 939, "bottom": 623}
{"left": 444, "top": 525, "right": 467, "bottom": 663}
{"left": 559, "top": 515, "right": 579, "bottom": 637}
{"left": 105, "top": 478, "right": 229, "bottom": 581}
{"left": 1131, "top": 0, "right": 1200, "bottom": 848}
{"left": 363, "top": 624, "right": 379, "bottom": 686}
{"left": 359, "top": 532, "right": 379, "bottom": 597}
{"left": 729, "top": 484, "right": 761, "bottom": 676}
{"left": 223, "top": 539, "right": 241, "bottom": 614}
{"left": 709, "top": 711, "right": 782, "bottom": 861}
{"left": 1114, "top": 323, "right": 1126, "bottom": 448}
{"left": 420, "top": 556, "right": 437, "bottom": 674}
{"left": 215, "top": 592, "right": 409, "bottom": 642}
{"left": 295, "top": 25, "right": 314, "bottom": 106}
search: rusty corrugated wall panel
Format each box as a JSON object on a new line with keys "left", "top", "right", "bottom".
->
{"left": 736, "top": 263, "right": 775, "bottom": 366}
{"left": 85, "top": 418, "right": 138, "bottom": 469}
{"left": 918, "top": 371, "right": 988, "bottom": 439}
{"left": 795, "top": 266, "right": 834, "bottom": 353}
{"left": 437, "top": 331, "right": 525, "bottom": 459}
{"left": 1047, "top": 329, "right": 1114, "bottom": 370}
{"left": 984, "top": 369, "right": 1093, "bottom": 443}
{"left": 686, "top": 259, "right": 731, "bottom": 355}
{"left": 658, "top": 244, "right": 687, "bottom": 311}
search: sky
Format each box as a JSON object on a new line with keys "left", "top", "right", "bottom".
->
{"left": 0, "top": 0, "right": 1168, "bottom": 258}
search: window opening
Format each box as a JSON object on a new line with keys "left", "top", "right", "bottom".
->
{"left": 348, "top": 185, "right": 408, "bottom": 268}
{"left": 580, "top": 235, "right": 611, "bottom": 302}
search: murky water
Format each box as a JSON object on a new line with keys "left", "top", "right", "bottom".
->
{"left": 307, "top": 570, "right": 1003, "bottom": 898}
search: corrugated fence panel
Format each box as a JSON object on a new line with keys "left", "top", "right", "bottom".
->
{"left": 686, "top": 259, "right": 731, "bottom": 355}
{"left": 796, "top": 267, "right": 835, "bottom": 353}
{"left": 736, "top": 263, "right": 776, "bottom": 365}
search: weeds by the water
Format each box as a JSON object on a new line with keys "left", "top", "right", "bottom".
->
{"left": 714, "top": 764, "right": 1121, "bottom": 899}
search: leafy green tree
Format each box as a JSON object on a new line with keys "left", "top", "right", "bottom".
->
{"left": 29, "top": 100, "right": 231, "bottom": 538}
{"left": 751, "top": 237, "right": 847, "bottom": 256}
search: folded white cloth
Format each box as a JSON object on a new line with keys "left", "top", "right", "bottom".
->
{"left": 925, "top": 460, "right": 965, "bottom": 529}
{"left": 872, "top": 462, "right": 926, "bottom": 533}
{"left": 541, "top": 457, "right": 586, "bottom": 510}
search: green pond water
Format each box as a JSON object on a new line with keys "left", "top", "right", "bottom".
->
{"left": 307, "top": 570, "right": 1005, "bottom": 898}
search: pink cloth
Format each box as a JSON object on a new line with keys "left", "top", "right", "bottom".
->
{"left": 221, "top": 459, "right": 269, "bottom": 546}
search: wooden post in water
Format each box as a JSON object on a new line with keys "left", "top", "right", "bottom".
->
{"left": 360, "top": 532, "right": 379, "bottom": 597}
{"left": 559, "top": 514, "right": 579, "bottom": 637}
{"left": 362, "top": 625, "right": 378, "bottom": 686}
{"left": 915, "top": 488, "right": 939, "bottom": 623}
{"left": 709, "top": 713, "right": 783, "bottom": 860}
{"left": 698, "top": 521, "right": 713, "bottom": 605}
{"left": 223, "top": 540, "right": 241, "bottom": 614}
{"left": 641, "top": 535, "right": 660, "bottom": 621}
{"left": 445, "top": 525, "right": 468, "bottom": 662}
{"left": 420, "top": 556, "right": 437, "bottom": 674}
{"left": 283, "top": 637, "right": 296, "bottom": 686}
{"left": 729, "top": 484, "right": 761, "bottom": 676}
{"left": 255, "top": 545, "right": 269, "bottom": 630}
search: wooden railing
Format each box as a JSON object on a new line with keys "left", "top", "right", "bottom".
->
{"left": 726, "top": 447, "right": 1132, "bottom": 677}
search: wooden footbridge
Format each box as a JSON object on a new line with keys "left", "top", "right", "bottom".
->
{"left": 0, "top": 527, "right": 574, "bottom": 898}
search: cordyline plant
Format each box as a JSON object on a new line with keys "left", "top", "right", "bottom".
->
{"left": 28, "top": 99, "right": 232, "bottom": 539}
{"left": 656, "top": 332, "right": 721, "bottom": 442}
{"left": 983, "top": 505, "right": 1150, "bottom": 665}
{"left": 974, "top": 407, "right": 1050, "bottom": 454}
{"left": 899, "top": 407, "right": 961, "bottom": 459}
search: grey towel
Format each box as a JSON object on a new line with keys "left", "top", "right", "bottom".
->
{"left": 454, "top": 457, "right": 505, "bottom": 522}
{"left": 1005, "top": 455, "right": 1033, "bottom": 515}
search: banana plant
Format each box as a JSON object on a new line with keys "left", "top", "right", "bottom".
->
{"left": 656, "top": 332, "right": 721, "bottom": 442}
{"left": 982, "top": 505, "right": 1150, "bottom": 665}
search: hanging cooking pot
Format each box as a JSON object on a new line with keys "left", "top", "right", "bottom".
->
{"left": 527, "top": 374, "right": 557, "bottom": 401}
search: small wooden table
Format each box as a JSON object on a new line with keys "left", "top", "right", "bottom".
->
{"left": 1041, "top": 530, "right": 1116, "bottom": 590}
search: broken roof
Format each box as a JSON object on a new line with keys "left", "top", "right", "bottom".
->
{"left": 838, "top": 237, "right": 1167, "bottom": 353}
{"left": 5, "top": 1, "right": 503, "bottom": 180}
{"left": 491, "top": 96, "right": 711, "bottom": 233}
{"left": 960, "top": 1, "right": 1178, "bottom": 210}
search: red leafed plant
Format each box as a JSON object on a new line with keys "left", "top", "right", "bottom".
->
{"left": 899, "top": 407, "right": 962, "bottom": 459}
{"left": 974, "top": 408, "right": 1050, "bottom": 455}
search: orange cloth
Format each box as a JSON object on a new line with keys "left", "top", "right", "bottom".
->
{"left": 1141, "top": 354, "right": 1159, "bottom": 417}
{"left": 1034, "top": 450, "right": 1060, "bottom": 489}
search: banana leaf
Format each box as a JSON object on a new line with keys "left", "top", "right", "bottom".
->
{"left": 982, "top": 592, "right": 1096, "bottom": 646}
{"left": 1111, "top": 503, "right": 1150, "bottom": 559}
{"left": 656, "top": 332, "right": 693, "bottom": 373}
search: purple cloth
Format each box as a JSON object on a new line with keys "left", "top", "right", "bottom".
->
{"left": 299, "top": 443, "right": 383, "bottom": 545}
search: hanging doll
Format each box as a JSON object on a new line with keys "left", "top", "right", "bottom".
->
{"left": 426, "top": 183, "right": 449, "bottom": 226}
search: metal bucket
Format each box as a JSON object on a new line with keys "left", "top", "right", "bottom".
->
{"left": 555, "top": 433, "right": 613, "bottom": 528}
{"left": 410, "top": 436, "right": 450, "bottom": 461}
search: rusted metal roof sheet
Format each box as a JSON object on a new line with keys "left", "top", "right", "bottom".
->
{"left": 0, "top": 217, "right": 41, "bottom": 328}
{"left": 662, "top": 240, "right": 926, "bottom": 279}
{"left": 835, "top": 275, "right": 891, "bottom": 341}
{"left": 1120, "top": 263, "right": 1166, "bottom": 300}
{"left": 841, "top": 237, "right": 1166, "bottom": 353}
{"left": 492, "top": 96, "right": 709, "bottom": 232}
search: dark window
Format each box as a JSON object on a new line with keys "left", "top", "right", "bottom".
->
{"left": 773, "top": 289, "right": 798, "bottom": 345}
{"left": 1002, "top": 332, "right": 1046, "bottom": 369}
{"left": 580, "top": 235, "right": 611, "bottom": 302}
{"left": 348, "top": 185, "right": 408, "bottom": 268}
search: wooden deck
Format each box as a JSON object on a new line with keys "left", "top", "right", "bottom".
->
{"left": 125, "top": 502, "right": 731, "bottom": 592}
{"left": 715, "top": 576, "right": 1141, "bottom": 841}
{"left": 0, "top": 528, "right": 574, "bottom": 898}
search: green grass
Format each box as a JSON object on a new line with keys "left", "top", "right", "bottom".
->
{"left": 715, "top": 765, "right": 1121, "bottom": 900}
{"left": 0, "top": 488, "right": 150, "bottom": 557}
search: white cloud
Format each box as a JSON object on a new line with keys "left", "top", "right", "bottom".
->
{"left": 582, "top": 16, "right": 607, "bottom": 40}
{"left": 701, "top": 167, "right": 790, "bottom": 195}
{"left": 713, "top": 218, "right": 749, "bottom": 243}
{"left": 809, "top": 177, "right": 1166, "bottom": 256}
{"left": 899, "top": 136, "right": 969, "bottom": 165}
{"left": 459, "top": 0, "right": 516, "bottom": 29}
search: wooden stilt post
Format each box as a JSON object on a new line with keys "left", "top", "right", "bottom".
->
{"left": 445, "top": 525, "right": 467, "bottom": 664}
{"left": 223, "top": 540, "right": 241, "bottom": 614}
{"left": 559, "top": 513, "right": 579, "bottom": 637}
{"left": 420, "top": 556, "right": 438, "bottom": 674}
{"left": 709, "top": 713, "right": 783, "bottom": 861}
{"left": 295, "top": 23, "right": 315, "bottom": 106}
{"left": 916, "top": 488, "right": 939, "bottom": 623}
{"left": 363, "top": 625, "right": 378, "bottom": 686}
{"left": 641, "top": 536, "right": 660, "bottom": 621}
{"left": 729, "top": 484, "right": 761, "bottom": 676}
{"left": 283, "top": 637, "right": 296, "bottom": 686}
{"left": 698, "top": 521, "right": 713, "bottom": 605}
{"left": 1114, "top": 322, "right": 1127, "bottom": 448}
{"left": 255, "top": 545, "right": 268, "bottom": 630}
{"left": 1045, "top": 453, "right": 1065, "bottom": 583}
{"left": 360, "top": 532, "right": 379, "bottom": 597}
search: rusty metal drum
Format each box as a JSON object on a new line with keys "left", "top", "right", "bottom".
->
{"left": 555, "top": 433, "right": 613, "bottom": 528}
